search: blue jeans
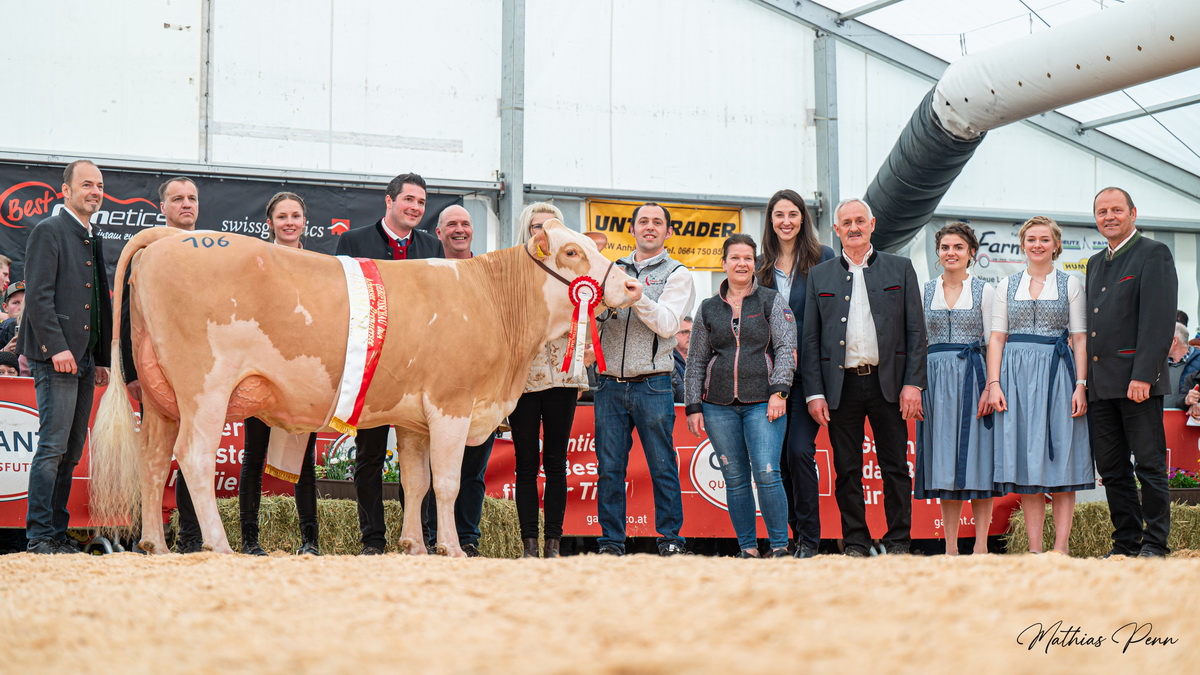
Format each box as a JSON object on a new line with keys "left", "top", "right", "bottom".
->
{"left": 594, "top": 375, "right": 684, "bottom": 551}
{"left": 26, "top": 353, "right": 95, "bottom": 542}
{"left": 702, "top": 402, "right": 789, "bottom": 551}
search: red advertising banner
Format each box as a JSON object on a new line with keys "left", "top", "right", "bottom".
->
{"left": 483, "top": 407, "right": 1200, "bottom": 538}
{"left": 2, "top": 375, "right": 1198, "bottom": 541}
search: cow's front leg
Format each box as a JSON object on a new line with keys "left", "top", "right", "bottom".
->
{"left": 175, "top": 409, "right": 234, "bottom": 554}
{"left": 395, "top": 428, "right": 430, "bottom": 554}
{"left": 428, "top": 417, "right": 470, "bottom": 558}
{"left": 136, "top": 405, "right": 178, "bottom": 554}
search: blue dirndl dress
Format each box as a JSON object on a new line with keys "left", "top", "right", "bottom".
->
{"left": 992, "top": 270, "right": 1094, "bottom": 494}
{"left": 915, "top": 277, "right": 999, "bottom": 500}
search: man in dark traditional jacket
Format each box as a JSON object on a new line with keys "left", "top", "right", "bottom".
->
{"left": 1086, "top": 187, "right": 1178, "bottom": 558}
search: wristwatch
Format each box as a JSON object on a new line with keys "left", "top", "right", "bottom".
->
{"left": 773, "top": 391, "right": 789, "bottom": 400}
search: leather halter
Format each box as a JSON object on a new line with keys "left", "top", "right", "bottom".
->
{"left": 524, "top": 242, "right": 618, "bottom": 305}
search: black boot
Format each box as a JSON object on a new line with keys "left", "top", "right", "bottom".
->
{"left": 241, "top": 521, "right": 267, "bottom": 556}
{"left": 296, "top": 521, "right": 320, "bottom": 556}
{"left": 543, "top": 538, "right": 561, "bottom": 559}
{"left": 522, "top": 538, "right": 539, "bottom": 558}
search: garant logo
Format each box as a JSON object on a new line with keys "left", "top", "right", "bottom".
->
{"left": 688, "top": 438, "right": 761, "bottom": 515}
{"left": 331, "top": 218, "right": 350, "bottom": 235}
{"left": 0, "top": 180, "right": 159, "bottom": 230}
{"left": 0, "top": 401, "right": 41, "bottom": 502}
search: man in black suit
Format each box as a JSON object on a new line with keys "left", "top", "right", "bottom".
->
{"left": 335, "top": 172, "right": 443, "bottom": 555}
{"left": 19, "top": 160, "right": 113, "bottom": 554}
{"left": 1086, "top": 187, "right": 1177, "bottom": 558}
{"left": 802, "top": 198, "right": 926, "bottom": 557}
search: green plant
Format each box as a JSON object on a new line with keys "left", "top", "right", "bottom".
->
{"left": 1168, "top": 465, "right": 1199, "bottom": 489}
{"left": 316, "top": 438, "right": 398, "bottom": 482}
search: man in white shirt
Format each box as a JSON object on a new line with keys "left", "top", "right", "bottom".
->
{"left": 801, "top": 198, "right": 926, "bottom": 557}
{"left": 19, "top": 160, "right": 113, "bottom": 554}
{"left": 594, "top": 202, "right": 695, "bottom": 556}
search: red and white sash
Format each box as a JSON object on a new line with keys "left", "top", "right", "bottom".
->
{"left": 329, "top": 256, "right": 389, "bottom": 435}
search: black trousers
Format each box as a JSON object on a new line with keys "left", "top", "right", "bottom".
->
{"left": 240, "top": 417, "right": 317, "bottom": 526}
{"left": 175, "top": 473, "right": 200, "bottom": 544}
{"left": 1088, "top": 396, "right": 1170, "bottom": 554}
{"left": 353, "top": 425, "right": 392, "bottom": 549}
{"left": 828, "top": 372, "right": 911, "bottom": 553}
{"left": 509, "top": 387, "right": 579, "bottom": 540}
{"left": 781, "top": 382, "right": 822, "bottom": 550}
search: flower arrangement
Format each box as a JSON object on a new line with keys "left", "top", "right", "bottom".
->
{"left": 1167, "top": 464, "right": 1199, "bottom": 489}
{"left": 314, "top": 438, "right": 399, "bottom": 482}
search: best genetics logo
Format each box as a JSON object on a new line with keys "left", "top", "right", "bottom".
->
{"left": 0, "top": 180, "right": 160, "bottom": 230}
{"left": 0, "top": 181, "right": 60, "bottom": 229}
{"left": 0, "top": 401, "right": 41, "bottom": 502}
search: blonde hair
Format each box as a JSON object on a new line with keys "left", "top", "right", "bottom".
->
{"left": 1018, "top": 215, "right": 1063, "bottom": 261}
{"left": 518, "top": 202, "right": 564, "bottom": 244}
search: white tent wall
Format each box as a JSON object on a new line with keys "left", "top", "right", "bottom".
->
{"left": 523, "top": 0, "right": 819, "bottom": 198}
{"left": 2, "top": 1, "right": 203, "bottom": 162}
{"left": 208, "top": 0, "right": 502, "bottom": 179}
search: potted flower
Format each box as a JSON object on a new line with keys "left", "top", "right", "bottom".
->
{"left": 1168, "top": 463, "right": 1200, "bottom": 506}
{"left": 314, "top": 433, "right": 402, "bottom": 501}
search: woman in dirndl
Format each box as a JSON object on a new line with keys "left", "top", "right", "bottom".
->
{"left": 915, "top": 223, "right": 998, "bottom": 555}
{"left": 987, "top": 216, "right": 1093, "bottom": 554}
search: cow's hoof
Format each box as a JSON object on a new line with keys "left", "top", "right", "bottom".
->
{"left": 436, "top": 543, "right": 466, "bottom": 558}
{"left": 398, "top": 538, "right": 425, "bottom": 555}
{"left": 137, "top": 540, "right": 164, "bottom": 554}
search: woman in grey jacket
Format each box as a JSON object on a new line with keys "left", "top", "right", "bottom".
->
{"left": 685, "top": 234, "right": 797, "bottom": 558}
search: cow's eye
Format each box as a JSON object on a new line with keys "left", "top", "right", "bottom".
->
{"left": 566, "top": 249, "right": 578, "bottom": 257}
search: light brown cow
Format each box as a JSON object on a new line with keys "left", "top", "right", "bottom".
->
{"left": 90, "top": 221, "right": 640, "bottom": 556}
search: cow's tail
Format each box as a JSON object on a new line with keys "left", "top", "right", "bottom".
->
{"left": 90, "top": 227, "right": 186, "bottom": 529}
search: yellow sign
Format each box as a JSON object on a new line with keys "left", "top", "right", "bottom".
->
{"left": 585, "top": 199, "right": 742, "bottom": 272}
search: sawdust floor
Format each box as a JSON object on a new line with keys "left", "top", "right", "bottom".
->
{"left": 2, "top": 552, "right": 1197, "bottom": 674}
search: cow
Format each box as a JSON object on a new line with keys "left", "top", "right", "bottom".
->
{"left": 89, "top": 221, "right": 641, "bottom": 556}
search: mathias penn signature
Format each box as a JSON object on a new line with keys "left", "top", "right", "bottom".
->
{"left": 1017, "top": 621, "right": 1178, "bottom": 654}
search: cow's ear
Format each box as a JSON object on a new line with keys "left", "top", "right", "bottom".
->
{"left": 584, "top": 232, "right": 608, "bottom": 251}
{"left": 528, "top": 227, "right": 550, "bottom": 260}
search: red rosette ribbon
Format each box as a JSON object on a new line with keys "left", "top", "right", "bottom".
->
{"left": 561, "top": 275, "right": 607, "bottom": 374}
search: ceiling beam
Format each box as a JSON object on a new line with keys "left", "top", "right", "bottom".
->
{"left": 1077, "top": 93, "right": 1200, "bottom": 131}
{"left": 838, "top": 0, "right": 907, "bottom": 24}
{"left": 747, "top": 0, "right": 1200, "bottom": 202}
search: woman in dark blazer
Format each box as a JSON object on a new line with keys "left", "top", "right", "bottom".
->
{"left": 756, "top": 189, "right": 835, "bottom": 559}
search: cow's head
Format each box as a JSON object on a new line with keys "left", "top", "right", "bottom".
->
{"left": 527, "top": 219, "right": 641, "bottom": 312}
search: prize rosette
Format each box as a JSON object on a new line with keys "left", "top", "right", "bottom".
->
{"left": 561, "top": 276, "right": 607, "bottom": 375}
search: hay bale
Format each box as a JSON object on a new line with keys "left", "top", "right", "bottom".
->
{"left": 1005, "top": 500, "right": 1200, "bottom": 556}
{"left": 171, "top": 495, "right": 527, "bottom": 557}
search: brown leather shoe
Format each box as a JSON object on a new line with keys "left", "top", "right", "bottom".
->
{"left": 522, "top": 538, "right": 539, "bottom": 558}
{"left": 543, "top": 538, "right": 561, "bottom": 559}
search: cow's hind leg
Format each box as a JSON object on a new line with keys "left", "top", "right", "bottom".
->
{"left": 396, "top": 428, "right": 430, "bottom": 555}
{"left": 175, "top": 402, "right": 235, "bottom": 554}
{"left": 428, "top": 417, "right": 471, "bottom": 558}
{"left": 136, "top": 405, "right": 178, "bottom": 554}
